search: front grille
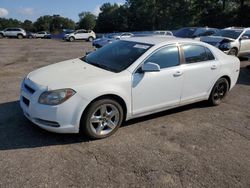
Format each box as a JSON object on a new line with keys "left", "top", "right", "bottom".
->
{"left": 22, "top": 96, "right": 30, "bottom": 106}
{"left": 24, "top": 84, "right": 35, "bottom": 94}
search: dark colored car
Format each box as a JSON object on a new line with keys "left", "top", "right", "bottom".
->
{"left": 26, "top": 31, "right": 36, "bottom": 39}
{"left": 174, "top": 27, "right": 219, "bottom": 38}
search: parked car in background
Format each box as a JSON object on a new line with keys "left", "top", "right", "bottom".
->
{"left": 153, "top": 30, "right": 173, "bottom": 36}
{"left": 65, "top": 29, "right": 96, "bottom": 42}
{"left": 200, "top": 27, "right": 250, "bottom": 57}
{"left": 114, "top": 32, "right": 134, "bottom": 39}
{"left": 93, "top": 32, "right": 134, "bottom": 48}
{"left": 20, "top": 36, "right": 240, "bottom": 139}
{"left": 26, "top": 32, "right": 36, "bottom": 39}
{"left": 34, "top": 31, "right": 51, "bottom": 39}
{"left": 174, "top": 27, "right": 219, "bottom": 38}
{"left": 0, "top": 28, "right": 26, "bottom": 39}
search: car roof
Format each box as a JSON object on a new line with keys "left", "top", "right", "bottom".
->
{"left": 224, "top": 27, "right": 250, "bottom": 31}
{"left": 122, "top": 36, "right": 196, "bottom": 45}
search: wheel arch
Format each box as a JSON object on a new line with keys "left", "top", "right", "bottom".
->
{"left": 220, "top": 75, "right": 231, "bottom": 90}
{"left": 80, "top": 94, "right": 128, "bottom": 126}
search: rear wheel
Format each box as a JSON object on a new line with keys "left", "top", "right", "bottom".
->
{"left": 81, "top": 99, "right": 124, "bottom": 139}
{"left": 17, "top": 34, "right": 23, "bottom": 39}
{"left": 228, "top": 48, "right": 238, "bottom": 56}
{"left": 208, "top": 78, "right": 229, "bottom": 106}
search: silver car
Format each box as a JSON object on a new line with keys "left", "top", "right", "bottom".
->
{"left": 200, "top": 27, "right": 250, "bottom": 57}
{"left": 0, "top": 28, "right": 27, "bottom": 39}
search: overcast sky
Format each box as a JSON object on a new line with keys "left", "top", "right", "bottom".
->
{"left": 0, "top": 0, "right": 125, "bottom": 21}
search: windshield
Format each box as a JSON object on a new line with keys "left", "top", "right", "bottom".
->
{"left": 174, "top": 28, "right": 197, "bottom": 38}
{"left": 81, "top": 40, "right": 152, "bottom": 73}
{"left": 213, "top": 29, "right": 243, "bottom": 39}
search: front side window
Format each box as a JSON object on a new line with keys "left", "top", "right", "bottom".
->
{"left": 145, "top": 46, "right": 180, "bottom": 69}
{"left": 182, "top": 45, "right": 214, "bottom": 63}
{"left": 81, "top": 41, "right": 152, "bottom": 73}
{"left": 242, "top": 31, "right": 250, "bottom": 38}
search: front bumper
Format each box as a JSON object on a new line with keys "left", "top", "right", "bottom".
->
{"left": 20, "top": 78, "right": 87, "bottom": 133}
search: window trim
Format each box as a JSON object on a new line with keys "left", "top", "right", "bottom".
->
{"left": 179, "top": 43, "right": 217, "bottom": 65}
{"left": 133, "top": 44, "right": 182, "bottom": 74}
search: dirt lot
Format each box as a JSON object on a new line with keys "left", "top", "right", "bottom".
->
{"left": 0, "top": 39, "right": 250, "bottom": 188}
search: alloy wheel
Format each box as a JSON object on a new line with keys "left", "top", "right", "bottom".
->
{"left": 213, "top": 82, "right": 227, "bottom": 102}
{"left": 89, "top": 104, "right": 120, "bottom": 136}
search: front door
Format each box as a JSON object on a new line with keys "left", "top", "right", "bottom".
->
{"left": 132, "top": 45, "right": 183, "bottom": 115}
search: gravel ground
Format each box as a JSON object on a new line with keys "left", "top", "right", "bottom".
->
{"left": 0, "top": 39, "right": 250, "bottom": 188}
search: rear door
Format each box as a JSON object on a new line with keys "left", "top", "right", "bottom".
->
{"left": 180, "top": 44, "right": 220, "bottom": 103}
{"left": 4, "top": 28, "right": 12, "bottom": 37}
{"left": 75, "top": 30, "right": 88, "bottom": 39}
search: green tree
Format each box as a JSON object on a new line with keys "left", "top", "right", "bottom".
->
{"left": 78, "top": 12, "right": 96, "bottom": 30}
{"left": 95, "top": 3, "right": 129, "bottom": 32}
{"left": 33, "top": 15, "right": 75, "bottom": 32}
{"left": 22, "top": 20, "right": 34, "bottom": 31}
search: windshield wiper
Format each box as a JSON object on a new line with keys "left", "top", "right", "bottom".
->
{"left": 80, "top": 56, "right": 116, "bottom": 72}
{"left": 91, "top": 62, "right": 115, "bottom": 72}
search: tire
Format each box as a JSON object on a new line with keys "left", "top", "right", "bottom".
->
{"left": 88, "top": 37, "right": 94, "bottom": 42}
{"left": 28, "top": 36, "right": 33, "bottom": 39}
{"left": 69, "top": 36, "right": 75, "bottom": 42}
{"left": 0, "top": 33, "right": 4, "bottom": 39}
{"left": 208, "top": 78, "right": 229, "bottom": 106}
{"left": 228, "top": 48, "right": 238, "bottom": 56}
{"left": 17, "top": 34, "right": 23, "bottom": 39}
{"left": 81, "top": 98, "right": 124, "bottom": 139}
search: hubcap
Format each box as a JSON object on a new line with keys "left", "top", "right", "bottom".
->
{"left": 213, "top": 82, "right": 227, "bottom": 101}
{"left": 90, "top": 104, "right": 120, "bottom": 136}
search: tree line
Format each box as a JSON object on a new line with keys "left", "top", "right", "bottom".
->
{"left": 0, "top": 0, "right": 249, "bottom": 33}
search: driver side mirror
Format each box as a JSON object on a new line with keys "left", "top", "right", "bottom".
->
{"left": 141, "top": 62, "right": 160, "bottom": 72}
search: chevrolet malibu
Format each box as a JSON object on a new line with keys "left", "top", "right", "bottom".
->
{"left": 20, "top": 36, "right": 240, "bottom": 139}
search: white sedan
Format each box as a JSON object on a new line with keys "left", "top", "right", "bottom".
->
{"left": 20, "top": 36, "right": 240, "bottom": 139}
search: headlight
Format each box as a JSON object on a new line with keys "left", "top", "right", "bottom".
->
{"left": 219, "top": 43, "right": 230, "bottom": 50}
{"left": 38, "top": 89, "right": 76, "bottom": 105}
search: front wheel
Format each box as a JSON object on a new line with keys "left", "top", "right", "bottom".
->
{"left": 81, "top": 99, "right": 124, "bottom": 139}
{"left": 0, "top": 34, "right": 4, "bottom": 39}
{"left": 208, "top": 78, "right": 229, "bottom": 106}
{"left": 69, "top": 37, "right": 75, "bottom": 42}
{"left": 228, "top": 48, "right": 238, "bottom": 56}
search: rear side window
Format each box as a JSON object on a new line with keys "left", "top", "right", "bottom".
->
{"left": 146, "top": 46, "right": 180, "bottom": 69}
{"left": 205, "top": 47, "right": 215, "bottom": 60}
{"left": 182, "top": 45, "right": 214, "bottom": 63}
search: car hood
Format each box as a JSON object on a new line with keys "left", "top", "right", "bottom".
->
{"left": 27, "top": 58, "right": 118, "bottom": 89}
{"left": 200, "top": 36, "right": 235, "bottom": 43}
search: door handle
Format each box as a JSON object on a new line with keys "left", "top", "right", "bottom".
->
{"left": 211, "top": 65, "right": 217, "bottom": 70}
{"left": 173, "top": 71, "right": 183, "bottom": 77}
